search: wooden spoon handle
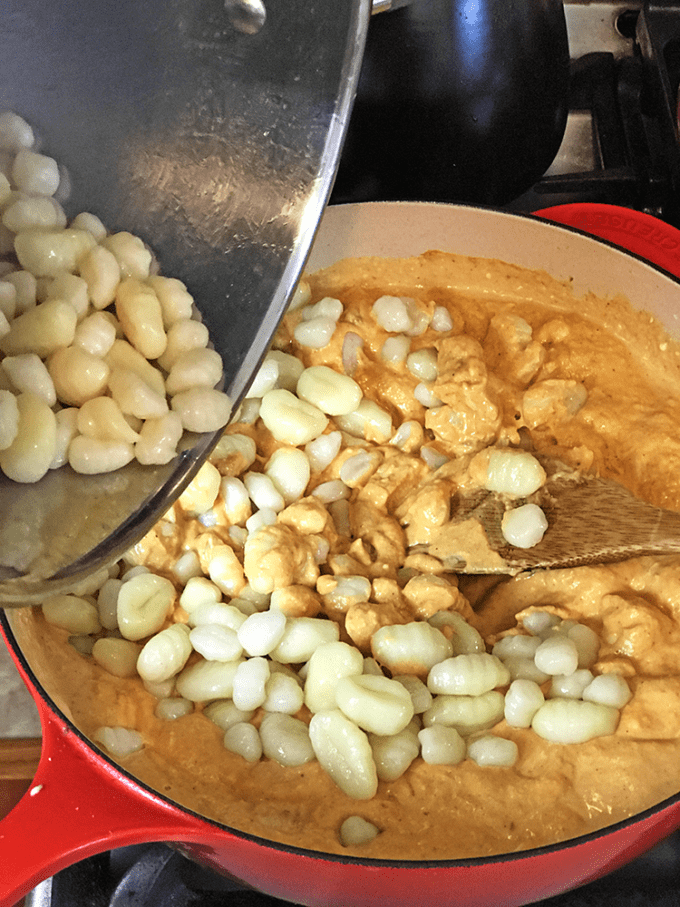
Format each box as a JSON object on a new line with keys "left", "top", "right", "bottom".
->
{"left": 0, "top": 738, "right": 41, "bottom": 781}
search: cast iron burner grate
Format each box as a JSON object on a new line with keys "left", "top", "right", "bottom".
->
{"left": 28, "top": 843, "right": 296, "bottom": 907}
{"left": 27, "top": 831, "right": 680, "bottom": 906}
{"left": 527, "top": 32, "right": 680, "bottom": 224}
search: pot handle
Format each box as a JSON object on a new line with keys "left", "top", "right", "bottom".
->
{"left": 0, "top": 704, "right": 203, "bottom": 907}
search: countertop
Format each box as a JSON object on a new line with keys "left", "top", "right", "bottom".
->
{"left": 0, "top": 632, "right": 42, "bottom": 828}
{"left": 0, "top": 634, "right": 41, "bottom": 740}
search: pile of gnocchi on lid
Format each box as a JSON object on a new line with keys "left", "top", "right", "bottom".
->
{"left": 0, "top": 111, "right": 231, "bottom": 484}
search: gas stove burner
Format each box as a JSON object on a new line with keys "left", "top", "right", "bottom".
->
{"left": 26, "top": 832, "right": 680, "bottom": 906}
{"left": 331, "top": 0, "right": 680, "bottom": 226}
{"left": 27, "top": 843, "right": 297, "bottom": 906}
{"left": 530, "top": 4, "right": 680, "bottom": 225}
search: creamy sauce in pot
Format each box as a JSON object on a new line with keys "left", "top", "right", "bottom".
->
{"left": 11, "top": 250, "right": 680, "bottom": 860}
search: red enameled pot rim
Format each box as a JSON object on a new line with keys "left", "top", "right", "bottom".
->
{"left": 534, "top": 203, "right": 680, "bottom": 278}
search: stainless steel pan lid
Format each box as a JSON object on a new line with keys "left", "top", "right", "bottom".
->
{"left": 0, "top": 0, "right": 370, "bottom": 602}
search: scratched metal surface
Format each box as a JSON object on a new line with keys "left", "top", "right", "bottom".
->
{"left": 0, "top": 0, "right": 369, "bottom": 602}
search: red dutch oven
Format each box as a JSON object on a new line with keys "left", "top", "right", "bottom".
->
{"left": 3, "top": 202, "right": 680, "bottom": 907}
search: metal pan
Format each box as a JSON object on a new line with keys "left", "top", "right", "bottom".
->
{"left": 0, "top": 0, "right": 368, "bottom": 602}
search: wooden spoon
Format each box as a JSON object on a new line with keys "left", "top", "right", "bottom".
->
{"left": 417, "top": 461, "right": 680, "bottom": 575}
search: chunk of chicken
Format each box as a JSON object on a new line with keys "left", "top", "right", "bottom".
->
{"left": 243, "top": 524, "right": 320, "bottom": 594}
